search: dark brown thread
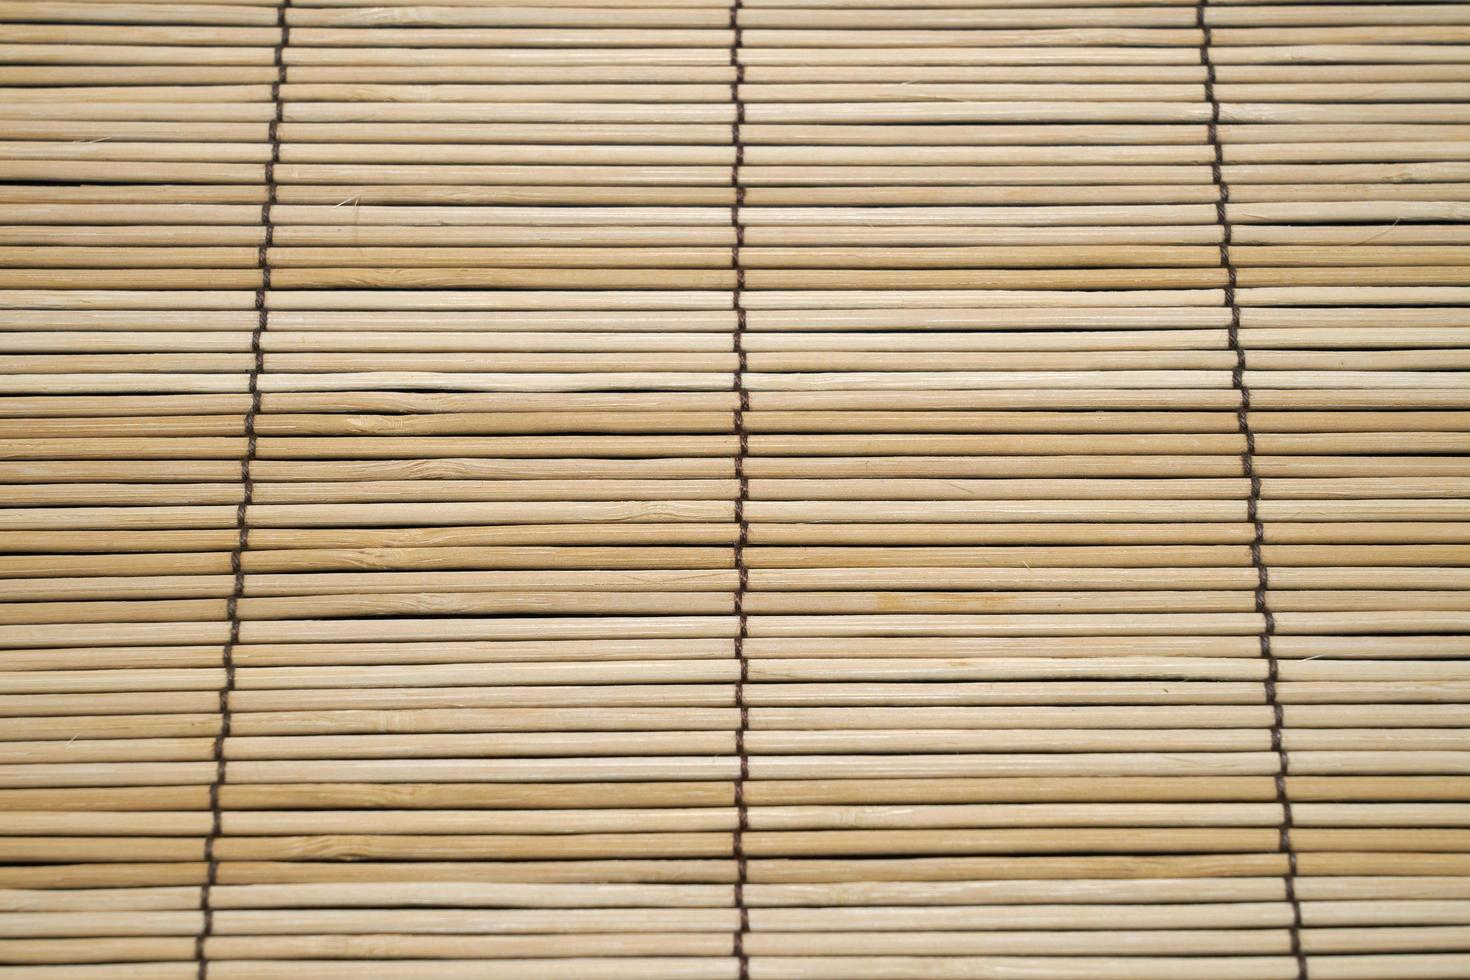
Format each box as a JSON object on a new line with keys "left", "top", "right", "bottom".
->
{"left": 195, "top": 6, "right": 287, "bottom": 976}
{"left": 728, "top": 0, "right": 750, "bottom": 974}
{"left": 1198, "top": 4, "right": 1304, "bottom": 977}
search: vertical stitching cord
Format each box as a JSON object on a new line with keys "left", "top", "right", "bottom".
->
{"left": 1197, "top": 5, "right": 1306, "bottom": 978}
{"left": 194, "top": 6, "right": 287, "bottom": 974}
{"left": 728, "top": 1, "right": 750, "bottom": 976}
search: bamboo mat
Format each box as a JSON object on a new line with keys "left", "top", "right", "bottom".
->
{"left": 2, "top": 0, "right": 1470, "bottom": 976}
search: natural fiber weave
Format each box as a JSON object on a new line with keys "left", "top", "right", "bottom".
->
{"left": 1, "top": 0, "right": 1469, "bottom": 976}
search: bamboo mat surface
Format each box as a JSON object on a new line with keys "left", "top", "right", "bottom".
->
{"left": 3, "top": 0, "right": 1470, "bottom": 976}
